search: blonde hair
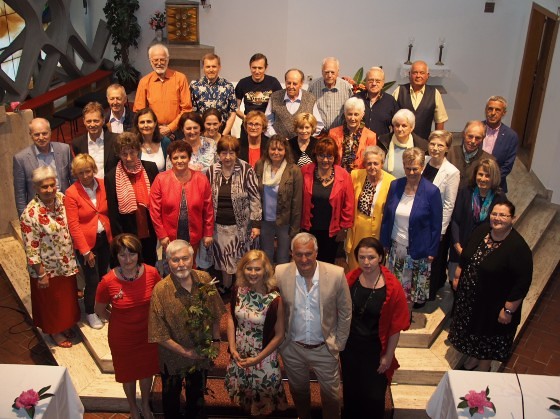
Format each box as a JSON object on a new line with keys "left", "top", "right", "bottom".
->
{"left": 235, "top": 250, "right": 277, "bottom": 292}
{"left": 71, "top": 153, "right": 98, "bottom": 177}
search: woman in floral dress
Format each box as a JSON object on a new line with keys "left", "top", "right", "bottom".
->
{"left": 20, "top": 166, "right": 80, "bottom": 348}
{"left": 225, "top": 250, "right": 287, "bottom": 416}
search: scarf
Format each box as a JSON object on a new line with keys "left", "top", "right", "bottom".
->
{"left": 341, "top": 123, "right": 363, "bottom": 172}
{"left": 115, "top": 159, "right": 151, "bottom": 214}
{"left": 471, "top": 186, "right": 495, "bottom": 223}
{"left": 262, "top": 159, "right": 287, "bottom": 187}
{"left": 387, "top": 134, "right": 414, "bottom": 172}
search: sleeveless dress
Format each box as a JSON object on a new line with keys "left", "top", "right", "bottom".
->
{"left": 96, "top": 264, "right": 161, "bottom": 382}
{"left": 225, "top": 286, "right": 287, "bottom": 416}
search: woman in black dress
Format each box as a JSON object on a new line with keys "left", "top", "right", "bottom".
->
{"left": 449, "top": 200, "right": 533, "bottom": 371}
{"left": 341, "top": 237, "right": 409, "bottom": 418}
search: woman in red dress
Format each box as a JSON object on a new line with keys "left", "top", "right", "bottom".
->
{"left": 95, "top": 234, "right": 161, "bottom": 419}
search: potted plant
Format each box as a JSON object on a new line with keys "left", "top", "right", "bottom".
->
{"left": 103, "top": 0, "right": 141, "bottom": 91}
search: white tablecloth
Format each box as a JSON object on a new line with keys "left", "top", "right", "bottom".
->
{"left": 0, "top": 364, "right": 84, "bottom": 419}
{"left": 427, "top": 370, "right": 560, "bottom": 418}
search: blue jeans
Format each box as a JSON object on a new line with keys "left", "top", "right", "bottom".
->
{"left": 260, "top": 221, "right": 291, "bottom": 264}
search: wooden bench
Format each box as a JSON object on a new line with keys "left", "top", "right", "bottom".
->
{"left": 20, "top": 69, "right": 113, "bottom": 118}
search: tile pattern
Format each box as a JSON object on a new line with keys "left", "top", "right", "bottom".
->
{"left": 503, "top": 264, "right": 560, "bottom": 376}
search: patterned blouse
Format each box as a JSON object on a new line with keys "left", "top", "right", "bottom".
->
{"left": 20, "top": 192, "right": 78, "bottom": 278}
{"left": 189, "top": 136, "right": 217, "bottom": 172}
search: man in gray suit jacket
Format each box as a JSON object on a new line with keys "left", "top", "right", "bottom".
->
{"left": 276, "top": 232, "right": 351, "bottom": 419}
{"left": 13, "top": 118, "right": 73, "bottom": 216}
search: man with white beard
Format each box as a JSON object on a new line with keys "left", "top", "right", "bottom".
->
{"left": 149, "top": 240, "right": 225, "bottom": 418}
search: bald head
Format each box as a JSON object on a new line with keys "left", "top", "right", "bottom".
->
{"left": 29, "top": 118, "right": 51, "bottom": 153}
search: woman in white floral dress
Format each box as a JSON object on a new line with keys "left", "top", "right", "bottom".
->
{"left": 225, "top": 250, "right": 287, "bottom": 416}
{"left": 20, "top": 166, "right": 80, "bottom": 348}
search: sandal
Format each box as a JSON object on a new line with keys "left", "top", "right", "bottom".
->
{"left": 52, "top": 334, "right": 73, "bottom": 348}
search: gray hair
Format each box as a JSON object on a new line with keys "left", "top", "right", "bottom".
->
{"left": 392, "top": 108, "right": 416, "bottom": 129}
{"left": 366, "top": 66, "right": 385, "bottom": 80}
{"left": 344, "top": 97, "right": 365, "bottom": 114}
{"left": 165, "top": 240, "right": 194, "bottom": 260}
{"left": 322, "top": 57, "right": 340, "bottom": 70}
{"left": 363, "top": 145, "right": 386, "bottom": 163}
{"left": 487, "top": 95, "right": 508, "bottom": 111}
{"left": 291, "top": 232, "right": 318, "bottom": 252}
{"left": 284, "top": 68, "right": 304, "bottom": 83}
{"left": 106, "top": 83, "right": 126, "bottom": 98}
{"left": 463, "top": 120, "right": 485, "bottom": 133}
{"left": 32, "top": 166, "right": 57, "bottom": 185}
{"left": 402, "top": 147, "right": 425, "bottom": 167}
{"left": 428, "top": 130, "right": 453, "bottom": 148}
{"left": 148, "top": 43, "right": 169, "bottom": 58}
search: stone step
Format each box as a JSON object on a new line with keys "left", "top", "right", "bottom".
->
{"left": 516, "top": 211, "right": 560, "bottom": 334}
{"left": 515, "top": 197, "right": 557, "bottom": 250}
{"left": 393, "top": 347, "right": 450, "bottom": 386}
{"left": 399, "top": 283, "right": 453, "bottom": 348}
{"left": 392, "top": 384, "right": 434, "bottom": 418}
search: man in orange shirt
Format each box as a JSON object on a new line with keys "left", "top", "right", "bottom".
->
{"left": 133, "top": 44, "right": 192, "bottom": 137}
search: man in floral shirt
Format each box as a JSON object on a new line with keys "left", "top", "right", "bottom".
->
{"left": 149, "top": 240, "right": 225, "bottom": 418}
{"left": 190, "top": 53, "right": 237, "bottom": 135}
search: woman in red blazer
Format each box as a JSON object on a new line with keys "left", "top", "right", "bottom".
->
{"left": 301, "top": 137, "right": 354, "bottom": 263}
{"left": 149, "top": 140, "right": 214, "bottom": 265}
{"left": 65, "top": 154, "right": 112, "bottom": 330}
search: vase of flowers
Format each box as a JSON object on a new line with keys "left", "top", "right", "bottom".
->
{"left": 149, "top": 10, "right": 166, "bottom": 43}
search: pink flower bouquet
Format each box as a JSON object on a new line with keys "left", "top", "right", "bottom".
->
{"left": 12, "top": 386, "right": 53, "bottom": 418}
{"left": 457, "top": 386, "right": 496, "bottom": 416}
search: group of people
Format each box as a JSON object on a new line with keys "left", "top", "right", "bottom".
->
{"left": 12, "top": 45, "right": 534, "bottom": 419}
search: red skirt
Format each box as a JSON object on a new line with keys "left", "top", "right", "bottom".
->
{"left": 30, "top": 274, "right": 80, "bottom": 334}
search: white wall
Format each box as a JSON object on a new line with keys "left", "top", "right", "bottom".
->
{"left": 86, "top": 0, "right": 560, "bottom": 201}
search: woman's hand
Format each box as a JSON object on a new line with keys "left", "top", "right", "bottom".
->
{"left": 427, "top": 256, "right": 435, "bottom": 263}
{"left": 184, "top": 348, "right": 205, "bottom": 360}
{"left": 250, "top": 228, "right": 260, "bottom": 240}
{"left": 452, "top": 276, "right": 459, "bottom": 291}
{"left": 37, "top": 274, "right": 50, "bottom": 289}
{"left": 159, "top": 125, "right": 171, "bottom": 136}
{"left": 454, "top": 243, "right": 463, "bottom": 255}
{"left": 230, "top": 349, "right": 243, "bottom": 366}
{"left": 498, "top": 308, "right": 512, "bottom": 325}
{"left": 202, "top": 236, "right": 213, "bottom": 248}
{"left": 160, "top": 237, "right": 170, "bottom": 250}
{"left": 238, "top": 356, "right": 259, "bottom": 368}
{"left": 377, "top": 354, "right": 391, "bottom": 374}
{"left": 335, "top": 229, "right": 348, "bottom": 243}
{"left": 85, "top": 251, "right": 96, "bottom": 268}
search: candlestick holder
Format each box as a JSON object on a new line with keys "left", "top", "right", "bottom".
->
{"left": 436, "top": 38, "right": 445, "bottom": 66}
{"left": 405, "top": 44, "right": 413, "bottom": 65}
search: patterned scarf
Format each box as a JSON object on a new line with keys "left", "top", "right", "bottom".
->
{"left": 341, "top": 123, "right": 363, "bottom": 172}
{"left": 115, "top": 159, "right": 151, "bottom": 214}
{"left": 471, "top": 186, "right": 495, "bottom": 223}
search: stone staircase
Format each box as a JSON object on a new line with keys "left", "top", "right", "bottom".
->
{"left": 1, "top": 158, "right": 558, "bottom": 418}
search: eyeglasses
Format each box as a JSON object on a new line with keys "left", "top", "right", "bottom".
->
{"left": 150, "top": 58, "right": 168, "bottom": 64}
{"left": 429, "top": 143, "right": 446, "bottom": 150}
{"left": 247, "top": 122, "right": 262, "bottom": 128}
{"left": 490, "top": 213, "right": 512, "bottom": 219}
{"left": 317, "top": 154, "right": 334, "bottom": 161}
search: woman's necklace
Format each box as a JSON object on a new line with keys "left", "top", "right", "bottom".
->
{"left": 118, "top": 266, "right": 139, "bottom": 282}
{"left": 315, "top": 166, "right": 334, "bottom": 185}
{"left": 353, "top": 271, "right": 382, "bottom": 317}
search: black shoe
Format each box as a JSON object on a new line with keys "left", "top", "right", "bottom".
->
{"left": 413, "top": 302, "right": 426, "bottom": 309}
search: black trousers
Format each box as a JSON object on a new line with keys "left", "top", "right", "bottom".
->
{"left": 161, "top": 368, "right": 207, "bottom": 419}
{"left": 79, "top": 232, "right": 110, "bottom": 314}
